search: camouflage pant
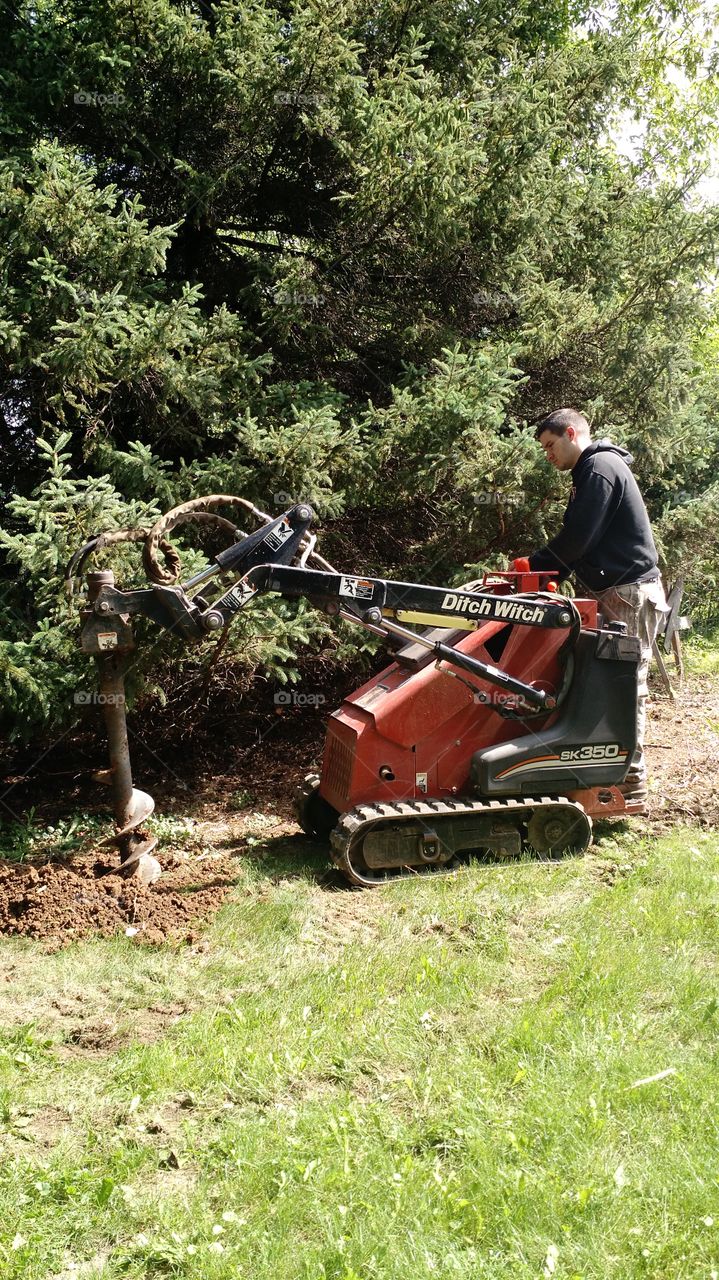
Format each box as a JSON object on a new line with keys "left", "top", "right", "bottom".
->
{"left": 584, "top": 580, "right": 669, "bottom": 783}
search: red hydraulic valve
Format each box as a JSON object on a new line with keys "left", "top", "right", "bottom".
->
{"left": 512, "top": 556, "right": 558, "bottom": 592}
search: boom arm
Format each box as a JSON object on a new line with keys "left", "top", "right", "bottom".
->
{"left": 82, "top": 507, "right": 579, "bottom": 712}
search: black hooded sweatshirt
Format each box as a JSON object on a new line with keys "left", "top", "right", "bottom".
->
{"left": 528, "top": 440, "right": 659, "bottom": 591}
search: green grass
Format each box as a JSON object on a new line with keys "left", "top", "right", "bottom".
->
{"left": 2, "top": 827, "right": 719, "bottom": 1278}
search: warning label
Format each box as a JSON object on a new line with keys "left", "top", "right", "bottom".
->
{"left": 221, "top": 584, "right": 255, "bottom": 612}
{"left": 265, "top": 520, "right": 294, "bottom": 551}
{"left": 339, "top": 576, "right": 375, "bottom": 600}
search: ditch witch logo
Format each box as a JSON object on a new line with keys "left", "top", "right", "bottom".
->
{"left": 440, "top": 592, "right": 549, "bottom": 624}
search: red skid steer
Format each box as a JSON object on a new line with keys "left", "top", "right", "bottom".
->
{"left": 68, "top": 499, "right": 643, "bottom": 887}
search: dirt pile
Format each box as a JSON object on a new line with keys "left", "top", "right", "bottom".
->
{"left": 0, "top": 851, "right": 241, "bottom": 947}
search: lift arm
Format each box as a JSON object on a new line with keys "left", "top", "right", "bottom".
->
{"left": 84, "top": 511, "right": 579, "bottom": 712}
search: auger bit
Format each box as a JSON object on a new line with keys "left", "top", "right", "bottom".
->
{"left": 80, "top": 570, "right": 161, "bottom": 886}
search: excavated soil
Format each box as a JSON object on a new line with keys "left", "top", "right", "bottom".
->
{"left": 0, "top": 851, "right": 241, "bottom": 949}
{"left": 0, "top": 669, "right": 716, "bottom": 949}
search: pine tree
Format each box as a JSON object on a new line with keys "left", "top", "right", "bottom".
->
{"left": 1, "top": 0, "right": 719, "bottom": 740}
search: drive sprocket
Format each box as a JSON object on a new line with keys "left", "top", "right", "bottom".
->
{"left": 526, "top": 804, "right": 592, "bottom": 855}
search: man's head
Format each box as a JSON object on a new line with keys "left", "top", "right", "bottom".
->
{"left": 534, "top": 407, "right": 591, "bottom": 472}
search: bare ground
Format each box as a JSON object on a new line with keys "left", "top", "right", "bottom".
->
{"left": 645, "top": 672, "right": 719, "bottom": 830}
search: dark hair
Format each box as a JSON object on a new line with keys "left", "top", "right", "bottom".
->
{"left": 534, "top": 407, "right": 591, "bottom": 440}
